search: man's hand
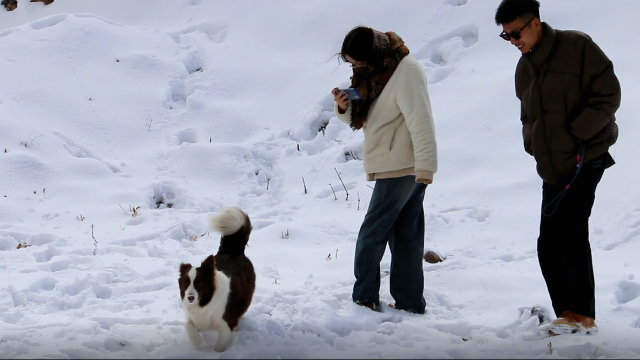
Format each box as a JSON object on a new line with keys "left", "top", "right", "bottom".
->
{"left": 332, "top": 87, "right": 349, "bottom": 113}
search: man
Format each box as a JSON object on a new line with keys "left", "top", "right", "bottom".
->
{"left": 495, "top": 0, "right": 620, "bottom": 335}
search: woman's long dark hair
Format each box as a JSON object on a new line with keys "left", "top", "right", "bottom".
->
{"left": 339, "top": 26, "right": 385, "bottom": 69}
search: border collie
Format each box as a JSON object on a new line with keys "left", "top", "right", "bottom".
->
{"left": 178, "top": 207, "right": 256, "bottom": 352}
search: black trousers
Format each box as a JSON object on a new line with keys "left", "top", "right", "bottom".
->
{"left": 537, "top": 160, "right": 607, "bottom": 320}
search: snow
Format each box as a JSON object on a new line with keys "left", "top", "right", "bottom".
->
{"left": 1, "top": 0, "right": 639, "bottom": 358}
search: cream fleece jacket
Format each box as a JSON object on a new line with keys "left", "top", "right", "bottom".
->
{"left": 334, "top": 55, "right": 438, "bottom": 183}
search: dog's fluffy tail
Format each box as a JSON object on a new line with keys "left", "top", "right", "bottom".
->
{"left": 209, "top": 207, "right": 252, "bottom": 256}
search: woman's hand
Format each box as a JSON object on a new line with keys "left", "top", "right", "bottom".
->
{"left": 332, "top": 87, "right": 349, "bottom": 114}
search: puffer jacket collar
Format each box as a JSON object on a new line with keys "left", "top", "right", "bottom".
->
{"left": 523, "top": 22, "right": 557, "bottom": 71}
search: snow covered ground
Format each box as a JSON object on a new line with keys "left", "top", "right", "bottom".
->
{"left": 1, "top": 0, "right": 639, "bottom": 358}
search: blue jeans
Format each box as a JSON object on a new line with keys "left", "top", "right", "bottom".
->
{"left": 352, "top": 175, "right": 427, "bottom": 314}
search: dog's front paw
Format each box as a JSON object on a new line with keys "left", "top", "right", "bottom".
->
{"left": 214, "top": 340, "right": 231, "bottom": 352}
{"left": 185, "top": 321, "right": 202, "bottom": 348}
{"left": 214, "top": 325, "right": 233, "bottom": 352}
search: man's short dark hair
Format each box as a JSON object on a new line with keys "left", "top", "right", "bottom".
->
{"left": 495, "top": 0, "right": 540, "bottom": 25}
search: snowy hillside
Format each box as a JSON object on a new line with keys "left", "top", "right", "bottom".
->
{"left": 1, "top": 0, "right": 640, "bottom": 358}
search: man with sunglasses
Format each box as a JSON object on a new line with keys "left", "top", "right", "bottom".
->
{"left": 495, "top": 0, "right": 620, "bottom": 336}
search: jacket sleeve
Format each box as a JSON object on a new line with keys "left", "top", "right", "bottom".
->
{"left": 515, "top": 59, "right": 533, "bottom": 156}
{"left": 334, "top": 102, "right": 352, "bottom": 126}
{"left": 569, "top": 39, "right": 621, "bottom": 141}
{"left": 521, "top": 102, "right": 533, "bottom": 156}
{"left": 395, "top": 63, "right": 438, "bottom": 182}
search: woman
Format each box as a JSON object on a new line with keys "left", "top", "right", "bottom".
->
{"left": 332, "top": 26, "right": 438, "bottom": 314}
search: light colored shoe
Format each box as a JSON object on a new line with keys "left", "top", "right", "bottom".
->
{"left": 549, "top": 311, "right": 598, "bottom": 335}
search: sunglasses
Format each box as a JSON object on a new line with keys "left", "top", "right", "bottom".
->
{"left": 499, "top": 18, "right": 534, "bottom": 41}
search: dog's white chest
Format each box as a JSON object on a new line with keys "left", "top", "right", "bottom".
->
{"left": 182, "top": 271, "right": 231, "bottom": 331}
{"left": 184, "top": 297, "right": 227, "bottom": 328}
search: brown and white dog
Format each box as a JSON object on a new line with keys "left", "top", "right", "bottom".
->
{"left": 178, "top": 207, "right": 256, "bottom": 352}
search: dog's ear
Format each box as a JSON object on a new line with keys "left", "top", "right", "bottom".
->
{"left": 179, "top": 263, "right": 192, "bottom": 276}
{"left": 201, "top": 255, "right": 215, "bottom": 272}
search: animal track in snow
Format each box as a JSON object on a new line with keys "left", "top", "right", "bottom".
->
{"left": 613, "top": 279, "right": 640, "bottom": 305}
{"left": 175, "top": 128, "right": 199, "bottom": 145}
{"left": 259, "top": 266, "right": 280, "bottom": 280}
{"left": 58, "top": 275, "right": 112, "bottom": 302}
{"left": 103, "top": 246, "right": 149, "bottom": 258}
{"left": 439, "top": 206, "right": 490, "bottom": 222}
{"left": 168, "top": 23, "right": 227, "bottom": 45}
{"left": 288, "top": 105, "right": 355, "bottom": 161}
{"left": 54, "top": 132, "right": 121, "bottom": 174}
{"left": 179, "top": 48, "right": 207, "bottom": 75}
{"left": 0, "top": 232, "right": 59, "bottom": 250}
{"left": 491, "top": 249, "right": 536, "bottom": 263}
{"left": 42, "top": 213, "right": 59, "bottom": 220}
{"left": 0, "top": 236, "right": 18, "bottom": 251}
{"left": 165, "top": 24, "right": 220, "bottom": 109}
{"left": 602, "top": 227, "right": 640, "bottom": 251}
{"left": 167, "top": 77, "right": 195, "bottom": 107}
{"left": 45, "top": 257, "right": 93, "bottom": 272}
{"left": 252, "top": 209, "right": 293, "bottom": 226}
{"left": 30, "top": 14, "right": 67, "bottom": 31}
{"left": 601, "top": 207, "right": 640, "bottom": 251}
{"left": 25, "top": 233, "right": 60, "bottom": 246}
{"left": 0, "top": 28, "right": 17, "bottom": 39}
{"left": 148, "top": 181, "right": 185, "bottom": 210}
{"left": 110, "top": 232, "right": 165, "bottom": 247}
{"left": 231, "top": 141, "right": 283, "bottom": 198}
{"left": 91, "top": 316, "right": 163, "bottom": 331}
{"left": 28, "top": 277, "right": 58, "bottom": 292}
{"left": 428, "top": 24, "right": 479, "bottom": 64}
{"left": 32, "top": 245, "right": 63, "bottom": 263}
{"left": 289, "top": 105, "right": 337, "bottom": 142}
{"left": 414, "top": 23, "right": 479, "bottom": 84}
{"left": 111, "top": 280, "right": 174, "bottom": 298}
